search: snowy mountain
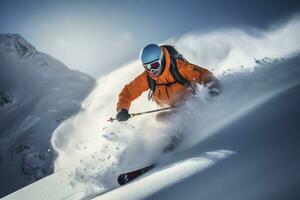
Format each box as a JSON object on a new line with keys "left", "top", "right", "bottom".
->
{"left": 0, "top": 34, "right": 95, "bottom": 197}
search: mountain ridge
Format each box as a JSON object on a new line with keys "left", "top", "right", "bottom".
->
{"left": 0, "top": 33, "right": 96, "bottom": 198}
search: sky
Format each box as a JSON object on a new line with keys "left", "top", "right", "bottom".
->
{"left": 0, "top": 0, "right": 300, "bottom": 77}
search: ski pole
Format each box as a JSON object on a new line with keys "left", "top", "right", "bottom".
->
{"left": 107, "top": 106, "right": 174, "bottom": 122}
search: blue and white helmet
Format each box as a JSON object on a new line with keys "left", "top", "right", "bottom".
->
{"left": 140, "top": 44, "right": 164, "bottom": 76}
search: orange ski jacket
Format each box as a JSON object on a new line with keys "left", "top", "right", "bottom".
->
{"left": 117, "top": 47, "right": 215, "bottom": 111}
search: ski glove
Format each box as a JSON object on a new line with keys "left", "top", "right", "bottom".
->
{"left": 208, "top": 79, "right": 221, "bottom": 96}
{"left": 116, "top": 109, "right": 130, "bottom": 121}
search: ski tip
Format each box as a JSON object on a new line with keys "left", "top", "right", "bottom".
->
{"left": 117, "top": 174, "right": 127, "bottom": 185}
{"left": 117, "top": 164, "right": 156, "bottom": 185}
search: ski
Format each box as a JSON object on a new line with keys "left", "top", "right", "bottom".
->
{"left": 116, "top": 134, "right": 183, "bottom": 185}
{"left": 117, "top": 164, "right": 156, "bottom": 185}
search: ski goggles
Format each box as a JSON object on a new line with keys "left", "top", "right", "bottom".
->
{"left": 143, "top": 53, "right": 163, "bottom": 75}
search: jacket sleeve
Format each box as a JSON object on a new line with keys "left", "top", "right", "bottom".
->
{"left": 178, "top": 61, "right": 221, "bottom": 95}
{"left": 178, "top": 61, "right": 215, "bottom": 84}
{"left": 116, "top": 72, "right": 149, "bottom": 111}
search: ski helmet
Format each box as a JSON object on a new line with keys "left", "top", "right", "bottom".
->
{"left": 140, "top": 44, "right": 164, "bottom": 76}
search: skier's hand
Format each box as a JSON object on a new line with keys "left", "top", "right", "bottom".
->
{"left": 116, "top": 109, "right": 130, "bottom": 121}
{"left": 208, "top": 79, "right": 221, "bottom": 96}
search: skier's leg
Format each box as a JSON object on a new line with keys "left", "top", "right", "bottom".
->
{"left": 155, "top": 109, "right": 184, "bottom": 153}
{"left": 155, "top": 110, "right": 177, "bottom": 122}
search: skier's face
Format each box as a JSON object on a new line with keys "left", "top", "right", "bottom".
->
{"left": 143, "top": 54, "right": 164, "bottom": 77}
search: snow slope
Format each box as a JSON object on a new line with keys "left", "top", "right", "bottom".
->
{"left": 93, "top": 150, "right": 235, "bottom": 200}
{"left": 0, "top": 34, "right": 95, "bottom": 198}
{"left": 51, "top": 44, "right": 300, "bottom": 199}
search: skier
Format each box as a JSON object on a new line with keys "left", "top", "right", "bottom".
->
{"left": 115, "top": 44, "right": 221, "bottom": 183}
{"left": 116, "top": 44, "right": 220, "bottom": 122}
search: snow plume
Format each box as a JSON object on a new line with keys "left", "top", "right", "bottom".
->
{"left": 51, "top": 16, "right": 300, "bottom": 199}
{"left": 169, "top": 14, "right": 300, "bottom": 74}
